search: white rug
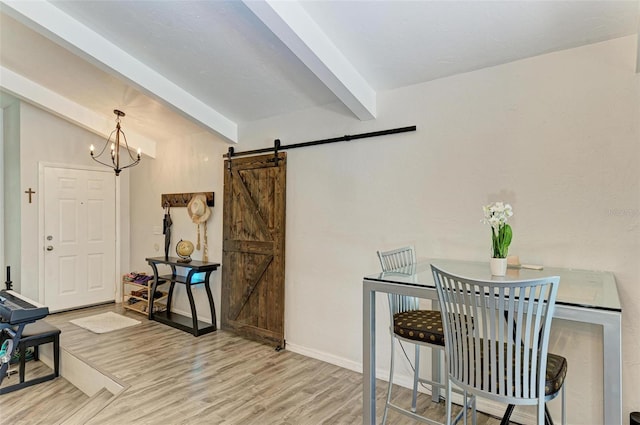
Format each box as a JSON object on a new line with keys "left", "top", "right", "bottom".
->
{"left": 70, "top": 312, "right": 141, "bottom": 334}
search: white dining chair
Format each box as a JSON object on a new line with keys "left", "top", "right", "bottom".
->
{"left": 431, "top": 265, "right": 567, "bottom": 425}
{"left": 377, "top": 246, "right": 449, "bottom": 424}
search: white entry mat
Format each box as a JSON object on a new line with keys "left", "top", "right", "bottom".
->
{"left": 70, "top": 312, "right": 141, "bottom": 334}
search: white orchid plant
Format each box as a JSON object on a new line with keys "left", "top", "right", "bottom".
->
{"left": 482, "top": 202, "right": 513, "bottom": 259}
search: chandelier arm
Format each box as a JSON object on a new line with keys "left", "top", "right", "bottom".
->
{"left": 90, "top": 155, "right": 118, "bottom": 170}
{"left": 118, "top": 131, "right": 140, "bottom": 162}
{"left": 118, "top": 158, "right": 141, "bottom": 171}
{"left": 92, "top": 144, "right": 109, "bottom": 158}
{"left": 93, "top": 129, "right": 119, "bottom": 158}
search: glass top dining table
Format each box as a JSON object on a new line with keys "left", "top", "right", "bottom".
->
{"left": 362, "top": 258, "right": 622, "bottom": 424}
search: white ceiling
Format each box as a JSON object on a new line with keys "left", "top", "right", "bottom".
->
{"left": 1, "top": 1, "right": 638, "bottom": 152}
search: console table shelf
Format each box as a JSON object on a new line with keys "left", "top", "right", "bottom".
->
{"left": 157, "top": 274, "right": 206, "bottom": 285}
{"left": 145, "top": 257, "right": 221, "bottom": 337}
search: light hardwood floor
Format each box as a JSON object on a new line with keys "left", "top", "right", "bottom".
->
{"left": 1, "top": 304, "right": 511, "bottom": 425}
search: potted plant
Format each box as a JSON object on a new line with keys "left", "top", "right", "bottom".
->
{"left": 482, "top": 201, "right": 513, "bottom": 276}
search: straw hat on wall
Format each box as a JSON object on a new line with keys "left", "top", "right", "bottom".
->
{"left": 187, "top": 193, "right": 211, "bottom": 224}
{"left": 187, "top": 193, "right": 211, "bottom": 261}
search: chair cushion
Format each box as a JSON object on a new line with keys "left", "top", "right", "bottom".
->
{"left": 21, "top": 321, "right": 61, "bottom": 338}
{"left": 473, "top": 344, "right": 567, "bottom": 397}
{"left": 393, "top": 310, "right": 445, "bottom": 346}
{"left": 545, "top": 353, "right": 567, "bottom": 396}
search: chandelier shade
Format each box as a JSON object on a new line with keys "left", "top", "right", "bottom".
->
{"left": 90, "top": 109, "right": 141, "bottom": 176}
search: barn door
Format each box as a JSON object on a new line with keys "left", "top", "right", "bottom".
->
{"left": 221, "top": 152, "right": 286, "bottom": 348}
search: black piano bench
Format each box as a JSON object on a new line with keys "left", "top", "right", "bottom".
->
{"left": 0, "top": 321, "right": 61, "bottom": 394}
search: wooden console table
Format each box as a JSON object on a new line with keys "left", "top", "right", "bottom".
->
{"left": 145, "top": 257, "right": 220, "bottom": 337}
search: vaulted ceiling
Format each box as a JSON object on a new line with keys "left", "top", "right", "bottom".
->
{"left": 1, "top": 1, "right": 638, "bottom": 157}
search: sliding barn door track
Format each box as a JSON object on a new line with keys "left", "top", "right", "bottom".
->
{"left": 223, "top": 125, "right": 416, "bottom": 169}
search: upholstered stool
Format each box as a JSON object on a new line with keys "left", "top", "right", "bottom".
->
{"left": 1, "top": 321, "right": 61, "bottom": 395}
{"left": 19, "top": 321, "right": 61, "bottom": 383}
{"left": 0, "top": 321, "right": 61, "bottom": 394}
{"left": 393, "top": 309, "right": 446, "bottom": 345}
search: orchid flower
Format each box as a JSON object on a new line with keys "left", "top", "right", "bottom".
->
{"left": 482, "top": 202, "right": 513, "bottom": 258}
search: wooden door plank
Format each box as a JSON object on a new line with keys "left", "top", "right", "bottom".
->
{"left": 232, "top": 168, "right": 271, "bottom": 240}
{"left": 229, "top": 254, "right": 273, "bottom": 320}
{"left": 223, "top": 240, "right": 274, "bottom": 254}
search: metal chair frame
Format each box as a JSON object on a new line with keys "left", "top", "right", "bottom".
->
{"left": 431, "top": 265, "right": 566, "bottom": 425}
{"left": 378, "top": 247, "right": 472, "bottom": 424}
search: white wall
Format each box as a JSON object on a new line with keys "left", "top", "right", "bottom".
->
{"left": 3, "top": 102, "right": 21, "bottom": 291}
{"left": 128, "top": 131, "right": 228, "bottom": 323}
{"left": 12, "top": 102, "right": 131, "bottom": 302}
{"left": 232, "top": 35, "right": 639, "bottom": 423}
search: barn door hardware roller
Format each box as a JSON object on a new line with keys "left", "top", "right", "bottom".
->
{"left": 271, "top": 139, "right": 280, "bottom": 166}
{"left": 222, "top": 125, "right": 417, "bottom": 160}
{"left": 227, "top": 147, "right": 235, "bottom": 172}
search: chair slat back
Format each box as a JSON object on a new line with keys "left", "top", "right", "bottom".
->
{"left": 431, "top": 265, "right": 559, "bottom": 403}
{"left": 377, "top": 246, "right": 419, "bottom": 314}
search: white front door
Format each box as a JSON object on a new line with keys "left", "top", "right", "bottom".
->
{"left": 43, "top": 166, "right": 116, "bottom": 311}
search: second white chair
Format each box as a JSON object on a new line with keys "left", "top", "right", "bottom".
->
{"left": 377, "top": 246, "right": 448, "bottom": 424}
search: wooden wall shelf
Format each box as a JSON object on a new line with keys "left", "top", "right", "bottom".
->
{"left": 161, "top": 192, "right": 214, "bottom": 208}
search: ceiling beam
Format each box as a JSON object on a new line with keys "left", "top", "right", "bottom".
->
{"left": 1, "top": 0, "right": 238, "bottom": 143}
{"left": 244, "top": 0, "right": 376, "bottom": 121}
{"left": 1, "top": 66, "right": 157, "bottom": 158}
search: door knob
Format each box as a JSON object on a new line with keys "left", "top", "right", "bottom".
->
{"left": 46, "top": 245, "right": 54, "bottom": 251}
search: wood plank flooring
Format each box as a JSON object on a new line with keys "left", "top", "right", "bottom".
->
{"left": 1, "top": 304, "right": 510, "bottom": 424}
{"left": 1, "top": 360, "right": 87, "bottom": 425}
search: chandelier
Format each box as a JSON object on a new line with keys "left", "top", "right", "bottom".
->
{"left": 90, "top": 109, "right": 141, "bottom": 176}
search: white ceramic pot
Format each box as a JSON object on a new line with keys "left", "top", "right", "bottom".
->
{"left": 490, "top": 257, "right": 508, "bottom": 276}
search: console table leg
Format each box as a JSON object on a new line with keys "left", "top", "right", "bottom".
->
{"left": 185, "top": 270, "right": 199, "bottom": 336}
{"left": 148, "top": 263, "right": 160, "bottom": 320}
{"left": 166, "top": 282, "right": 175, "bottom": 314}
{"left": 204, "top": 271, "right": 217, "bottom": 330}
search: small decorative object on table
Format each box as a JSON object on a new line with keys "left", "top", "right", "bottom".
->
{"left": 176, "top": 239, "right": 194, "bottom": 263}
{"left": 482, "top": 201, "right": 513, "bottom": 276}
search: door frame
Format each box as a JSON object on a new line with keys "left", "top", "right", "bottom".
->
{"left": 37, "top": 161, "right": 121, "bottom": 306}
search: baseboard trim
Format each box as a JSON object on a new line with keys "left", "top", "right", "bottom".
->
{"left": 285, "top": 341, "right": 362, "bottom": 373}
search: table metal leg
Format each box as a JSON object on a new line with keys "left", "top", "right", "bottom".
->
{"left": 603, "top": 313, "right": 622, "bottom": 425}
{"left": 431, "top": 347, "right": 441, "bottom": 403}
{"left": 363, "top": 282, "right": 376, "bottom": 425}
